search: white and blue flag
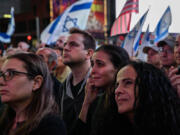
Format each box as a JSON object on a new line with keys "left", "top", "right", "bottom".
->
{"left": 141, "top": 24, "right": 150, "bottom": 47}
{"left": 0, "top": 7, "right": 15, "bottom": 43}
{"left": 40, "top": 0, "right": 93, "bottom": 45}
{"left": 137, "top": 25, "right": 150, "bottom": 61}
{"left": 153, "top": 6, "right": 172, "bottom": 43}
{"left": 122, "top": 9, "right": 148, "bottom": 57}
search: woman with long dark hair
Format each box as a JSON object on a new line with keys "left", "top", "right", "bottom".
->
{"left": 70, "top": 44, "right": 130, "bottom": 135}
{"left": 113, "top": 61, "right": 180, "bottom": 135}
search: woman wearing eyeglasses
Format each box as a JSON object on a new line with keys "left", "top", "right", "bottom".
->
{"left": 0, "top": 53, "right": 66, "bottom": 135}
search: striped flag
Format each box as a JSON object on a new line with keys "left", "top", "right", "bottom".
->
{"left": 122, "top": 9, "right": 148, "bottom": 57}
{"left": 110, "top": 0, "right": 139, "bottom": 36}
{"left": 41, "top": 0, "right": 93, "bottom": 45}
{"left": 153, "top": 6, "right": 172, "bottom": 43}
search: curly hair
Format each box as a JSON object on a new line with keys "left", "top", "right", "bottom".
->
{"left": 129, "top": 61, "right": 180, "bottom": 135}
{"left": 94, "top": 61, "right": 180, "bottom": 135}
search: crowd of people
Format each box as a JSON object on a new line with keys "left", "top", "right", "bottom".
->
{"left": 0, "top": 27, "right": 180, "bottom": 135}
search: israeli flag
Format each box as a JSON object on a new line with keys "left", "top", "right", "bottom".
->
{"left": 141, "top": 25, "right": 150, "bottom": 47}
{"left": 137, "top": 25, "right": 150, "bottom": 61}
{"left": 153, "top": 6, "right": 172, "bottom": 43}
{"left": 41, "top": 0, "right": 93, "bottom": 45}
{"left": 122, "top": 9, "right": 148, "bottom": 57}
{"left": 0, "top": 7, "right": 15, "bottom": 43}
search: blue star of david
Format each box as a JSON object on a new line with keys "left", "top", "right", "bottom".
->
{"left": 161, "top": 21, "right": 168, "bottom": 29}
{"left": 62, "top": 16, "right": 78, "bottom": 32}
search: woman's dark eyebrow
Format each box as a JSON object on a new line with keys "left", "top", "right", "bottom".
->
{"left": 122, "top": 78, "right": 133, "bottom": 82}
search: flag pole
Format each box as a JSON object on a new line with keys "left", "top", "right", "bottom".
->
{"left": 49, "top": 0, "right": 54, "bottom": 22}
{"left": 104, "top": 0, "right": 108, "bottom": 44}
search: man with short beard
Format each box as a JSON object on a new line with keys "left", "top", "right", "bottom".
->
{"left": 60, "top": 28, "right": 96, "bottom": 132}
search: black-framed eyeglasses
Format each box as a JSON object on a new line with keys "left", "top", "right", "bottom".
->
{"left": 0, "top": 70, "right": 34, "bottom": 82}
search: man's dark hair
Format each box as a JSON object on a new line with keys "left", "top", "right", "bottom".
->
{"left": 69, "top": 28, "right": 96, "bottom": 50}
